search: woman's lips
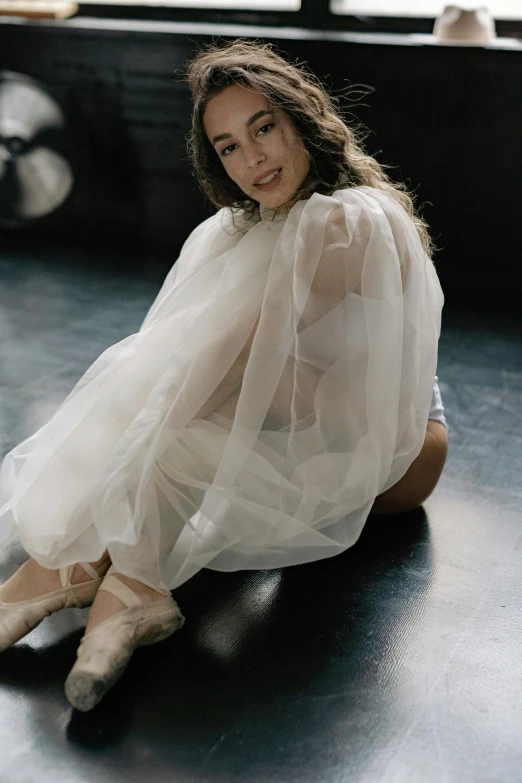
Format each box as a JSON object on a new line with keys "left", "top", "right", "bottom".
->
{"left": 253, "top": 168, "right": 282, "bottom": 191}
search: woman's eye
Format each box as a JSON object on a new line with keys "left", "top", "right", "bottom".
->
{"left": 257, "top": 123, "right": 275, "bottom": 135}
{"left": 219, "top": 124, "right": 274, "bottom": 157}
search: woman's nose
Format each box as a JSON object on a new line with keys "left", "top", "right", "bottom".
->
{"left": 245, "top": 142, "right": 265, "bottom": 168}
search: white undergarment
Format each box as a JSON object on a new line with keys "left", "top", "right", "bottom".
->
{"left": 429, "top": 375, "right": 448, "bottom": 430}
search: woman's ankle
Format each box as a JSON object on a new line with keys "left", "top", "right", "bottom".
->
{"left": 84, "top": 573, "right": 166, "bottom": 635}
{"left": 72, "top": 552, "right": 112, "bottom": 584}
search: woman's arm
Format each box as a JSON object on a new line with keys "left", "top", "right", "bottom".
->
{"left": 193, "top": 311, "right": 262, "bottom": 421}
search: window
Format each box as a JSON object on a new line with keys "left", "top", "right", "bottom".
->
{"left": 79, "top": 0, "right": 301, "bottom": 8}
{"left": 331, "top": 0, "right": 522, "bottom": 20}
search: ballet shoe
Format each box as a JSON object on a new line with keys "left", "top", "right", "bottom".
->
{"left": 0, "top": 562, "right": 104, "bottom": 653}
{"left": 64, "top": 572, "right": 185, "bottom": 712}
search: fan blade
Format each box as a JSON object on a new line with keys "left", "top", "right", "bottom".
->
{"left": 0, "top": 80, "right": 64, "bottom": 142}
{"left": 3, "top": 146, "right": 73, "bottom": 218}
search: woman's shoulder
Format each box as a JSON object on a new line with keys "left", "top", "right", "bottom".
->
{"left": 304, "top": 185, "right": 415, "bottom": 236}
{"left": 327, "top": 184, "right": 395, "bottom": 207}
{"left": 182, "top": 207, "right": 239, "bottom": 245}
{"left": 294, "top": 184, "right": 394, "bottom": 214}
{"left": 177, "top": 207, "right": 248, "bottom": 265}
{"left": 295, "top": 185, "right": 400, "bottom": 227}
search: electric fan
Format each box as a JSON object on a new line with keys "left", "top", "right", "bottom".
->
{"left": 0, "top": 71, "right": 75, "bottom": 228}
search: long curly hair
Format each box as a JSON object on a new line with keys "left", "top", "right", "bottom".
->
{"left": 186, "top": 40, "right": 434, "bottom": 257}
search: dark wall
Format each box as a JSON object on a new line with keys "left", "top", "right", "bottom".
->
{"left": 1, "top": 18, "right": 521, "bottom": 303}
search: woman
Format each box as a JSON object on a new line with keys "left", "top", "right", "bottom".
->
{"left": 0, "top": 41, "right": 448, "bottom": 711}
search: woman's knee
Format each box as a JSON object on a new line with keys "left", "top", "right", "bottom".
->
{"left": 369, "top": 420, "right": 448, "bottom": 516}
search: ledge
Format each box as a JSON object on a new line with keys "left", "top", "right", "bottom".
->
{"left": 0, "top": 14, "right": 520, "bottom": 49}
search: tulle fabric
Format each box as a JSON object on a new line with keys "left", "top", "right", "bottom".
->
{"left": 0, "top": 186, "right": 444, "bottom": 591}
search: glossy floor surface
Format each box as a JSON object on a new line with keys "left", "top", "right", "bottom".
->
{"left": 0, "top": 241, "right": 521, "bottom": 783}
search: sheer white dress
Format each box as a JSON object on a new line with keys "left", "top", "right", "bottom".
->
{"left": 0, "top": 186, "right": 444, "bottom": 592}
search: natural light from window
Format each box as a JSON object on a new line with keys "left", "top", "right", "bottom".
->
{"left": 331, "top": 0, "right": 522, "bottom": 19}
{"left": 79, "top": 0, "right": 301, "bottom": 8}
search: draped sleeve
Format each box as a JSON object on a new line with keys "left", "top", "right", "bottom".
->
{"left": 0, "top": 186, "right": 444, "bottom": 591}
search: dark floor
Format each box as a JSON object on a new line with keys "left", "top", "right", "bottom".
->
{"left": 0, "top": 241, "right": 521, "bottom": 783}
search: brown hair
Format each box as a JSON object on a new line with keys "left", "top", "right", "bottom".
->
{"left": 186, "top": 40, "right": 434, "bottom": 257}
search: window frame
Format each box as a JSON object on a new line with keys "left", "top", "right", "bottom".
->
{"left": 74, "top": 0, "right": 522, "bottom": 38}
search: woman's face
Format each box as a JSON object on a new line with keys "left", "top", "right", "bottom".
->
{"left": 203, "top": 83, "right": 310, "bottom": 210}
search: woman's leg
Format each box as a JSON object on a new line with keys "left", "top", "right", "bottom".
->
{"left": 81, "top": 398, "right": 245, "bottom": 634}
{"left": 83, "top": 409, "right": 449, "bottom": 633}
{"left": 369, "top": 420, "right": 448, "bottom": 516}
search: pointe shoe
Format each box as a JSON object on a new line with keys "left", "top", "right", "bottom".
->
{"left": 0, "top": 562, "right": 104, "bottom": 653}
{"left": 64, "top": 572, "right": 185, "bottom": 712}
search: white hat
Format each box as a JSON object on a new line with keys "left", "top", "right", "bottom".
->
{"left": 409, "top": 4, "right": 522, "bottom": 49}
{"left": 434, "top": 5, "right": 496, "bottom": 43}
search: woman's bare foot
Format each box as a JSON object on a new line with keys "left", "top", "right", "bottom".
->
{"left": 0, "top": 552, "right": 112, "bottom": 604}
{"left": 84, "top": 573, "right": 169, "bottom": 635}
